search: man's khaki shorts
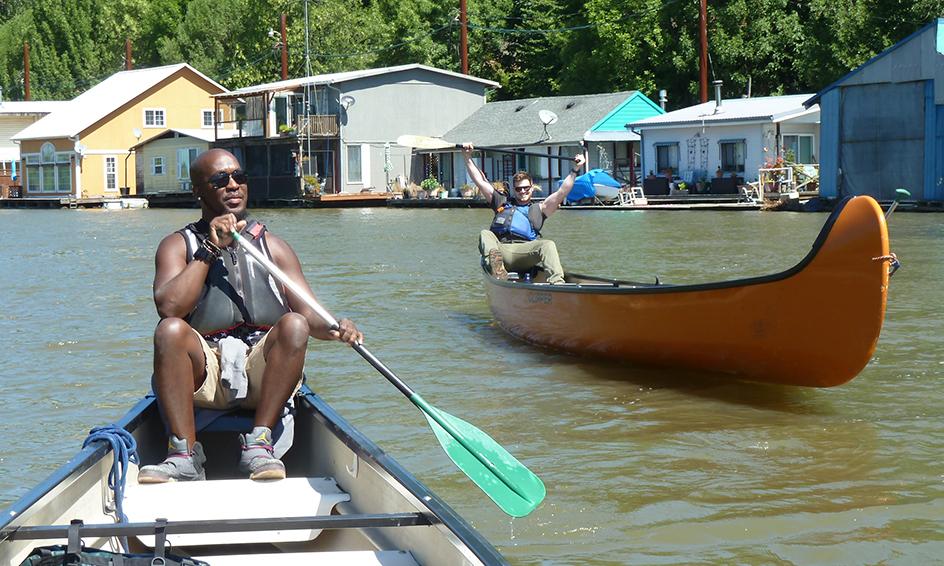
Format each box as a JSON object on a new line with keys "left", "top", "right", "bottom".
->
{"left": 192, "top": 330, "right": 301, "bottom": 409}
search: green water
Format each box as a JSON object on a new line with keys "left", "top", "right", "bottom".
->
{"left": 0, "top": 206, "right": 941, "bottom": 564}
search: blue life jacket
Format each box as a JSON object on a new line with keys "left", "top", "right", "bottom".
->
{"left": 489, "top": 194, "right": 544, "bottom": 241}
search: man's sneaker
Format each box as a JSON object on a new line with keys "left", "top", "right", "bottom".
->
{"left": 137, "top": 435, "right": 206, "bottom": 483}
{"left": 239, "top": 426, "right": 286, "bottom": 481}
{"left": 488, "top": 250, "right": 508, "bottom": 280}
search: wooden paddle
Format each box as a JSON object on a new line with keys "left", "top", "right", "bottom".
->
{"left": 396, "top": 134, "right": 578, "bottom": 161}
{"left": 231, "top": 231, "right": 546, "bottom": 518}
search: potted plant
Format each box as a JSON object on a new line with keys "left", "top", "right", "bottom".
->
{"left": 278, "top": 124, "right": 296, "bottom": 136}
{"left": 303, "top": 175, "right": 321, "bottom": 197}
{"left": 420, "top": 176, "right": 441, "bottom": 198}
{"left": 460, "top": 183, "right": 475, "bottom": 198}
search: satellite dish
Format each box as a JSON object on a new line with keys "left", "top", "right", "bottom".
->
{"left": 340, "top": 95, "right": 356, "bottom": 111}
{"left": 132, "top": 128, "right": 142, "bottom": 139}
{"left": 538, "top": 109, "right": 558, "bottom": 126}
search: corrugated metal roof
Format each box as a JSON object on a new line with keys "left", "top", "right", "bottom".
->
{"left": 443, "top": 91, "right": 637, "bottom": 147}
{"left": 629, "top": 94, "right": 816, "bottom": 129}
{"left": 217, "top": 63, "right": 500, "bottom": 98}
{"left": 0, "top": 101, "right": 68, "bottom": 114}
{"left": 13, "top": 64, "right": 226, "bottom": 141}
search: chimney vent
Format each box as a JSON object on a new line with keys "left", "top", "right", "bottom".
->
{"left": 712, "top": 80, "right": 723, "bottom": 113}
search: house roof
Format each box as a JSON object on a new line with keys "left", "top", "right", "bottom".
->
{"left": 442, "top": 91, "right": 639, "bottom": 147}
{"left": 629, "top": 94, "right": 817, "bottom": 129}
{"left": 217, "top": 64, "right": 499, "bottom": 98}
{"left": 12, "top": 63, "right": 226, "bottom": 141}
{"left": 804, "top": 18, "right": 939, "bottom": 107}
{"left": 0, "top": 101, "right": 68, "bottom": 115}
{"left": 585, "top": 91, "right": 664, "bottom": 141}
{"left": 129, "top": 127, "right": 240, "bottom": 150}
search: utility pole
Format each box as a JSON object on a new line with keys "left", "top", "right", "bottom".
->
{"left": 699, "top": 0, "right": 708, "bottom": 103}
{"left": 459, "top": 0, "right": 468, "bottom": 74}
{"left": 280, "top": 13, "right": 288, "bottom": 80}
{"left": 125, "top": 38, "right": 132, "bottom": 70}
{"left": 23, "top": 41, "right": 30, "bottom": 101}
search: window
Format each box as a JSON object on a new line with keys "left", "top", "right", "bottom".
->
{"left": 202, "top": 110, "right": 214, "bottom": 128}
{"left": 144, "top": 108, "right": 166, "bottom": 127}
{"left": 782, "top": 134, "right": 815, "bottom": 164}
{"left": 719, "top": 139, "right": 746, "bottom": 173}
{"left": 105, "top": 157, "right": 117, "bottom": 191}
{"left": 24, "top": 142, "right": 72, "bottom": 193}
{"left": 152, "top": 156, "right": 165, "bottom": 175}
{"left": 655, "top": 143, "right": 679, "bottom": 174}
{"left": 176, "top": 147, "right": 199, "bottom": 189}
{"left": 347, "top": 145, "right": 362, "bottom": 183}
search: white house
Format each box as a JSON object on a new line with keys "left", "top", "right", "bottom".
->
{"left": 0, "top": 100, "right": 67, "bottom": 196}
{"left": 629, "top": 90, "right": 820, "bottom": 194}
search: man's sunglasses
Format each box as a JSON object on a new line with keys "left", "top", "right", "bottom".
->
{"left": 208, "top": 170, "right": 248, "bottom": 189}
{"left": 514, "top": 184, "right": 532, "bottom": 192}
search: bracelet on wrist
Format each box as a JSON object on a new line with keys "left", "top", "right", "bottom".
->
{"left": 194, "top": 239, "right": 222, "bottom": 264}
{"left": 570, "top": 168, "right": 580, "bottom": 176}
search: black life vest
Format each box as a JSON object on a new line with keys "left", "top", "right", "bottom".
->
{"left": 178, "top": 219, "right": 289, "bottom": 338}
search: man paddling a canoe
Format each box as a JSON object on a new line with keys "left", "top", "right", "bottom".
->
{"left": 138, "top": 148, "right": 363, "bottom": 483}
{"left": 462, "top": 143, "right": 585, "bottom": 284}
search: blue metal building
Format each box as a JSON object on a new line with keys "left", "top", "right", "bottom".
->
{"left": 805, "top": 18, "right": 944, "bottom": 202}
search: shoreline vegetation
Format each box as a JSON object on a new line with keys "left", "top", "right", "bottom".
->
{"left": 0, "top": 1, "right": 931, "bottom": 107}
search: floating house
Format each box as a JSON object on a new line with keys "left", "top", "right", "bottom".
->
{"left": 0, "top": 101, "right": 66, "bottom": 197}
{"left": 11, "top": 64, "right": 228, "bottom": 199}
{"left": 630, "top": 89, "right": 819, "bottom": 195}
{"left": 805, "top": 18, "right": 944, "bottom": 202}
{"left": 130, "top": 128, "right": 240, "bottom": 195}
{"left": 210, "top": 64, "right": 498, "bottom": 200}
{"left": 439, "top": 91, "right": 663, "bottom": 193}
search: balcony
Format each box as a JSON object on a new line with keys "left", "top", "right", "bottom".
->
{"left": 296, "top": 115, "right": 339, "bottom": 137}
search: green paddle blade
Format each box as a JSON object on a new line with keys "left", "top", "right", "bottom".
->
{"left": 419, "top": 401, "right": 546, "bottom": 517}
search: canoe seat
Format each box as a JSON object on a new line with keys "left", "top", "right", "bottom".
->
{"left": 192, "top": 550, "right": 418, "bottom": 565}
{"left": 123, "top": 477, "right": 349, "bottom": 547}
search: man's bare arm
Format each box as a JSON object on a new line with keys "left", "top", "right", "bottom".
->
{"left": 541, "top": 154, "right": 586, "bottom": 217}
{"left": 462, "top": 144, "right": 495, "bottom": 202}
{"left": 153, "top": 233, "right": 211, "bottom": 319}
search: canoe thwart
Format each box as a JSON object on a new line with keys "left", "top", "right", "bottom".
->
{"left": 1, "top": 512, "right": 431, "bottom": 541}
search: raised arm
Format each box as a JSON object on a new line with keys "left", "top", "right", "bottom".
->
{"left": 540, "top": 154, "right": 586, "bottom": 217}
{"left": 462, "top": 143, "right": 495, "bottom": 202}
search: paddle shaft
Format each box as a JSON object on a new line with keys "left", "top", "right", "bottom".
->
{"left": 231, "top": 231, "right": 545, "bottom": 516}
{"left": 230, "top": 232, "right": 416, "bottom": 398}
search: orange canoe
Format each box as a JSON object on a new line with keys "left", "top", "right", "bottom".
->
{"left": 482, "top": 195, "right": 893, "bottom": 387}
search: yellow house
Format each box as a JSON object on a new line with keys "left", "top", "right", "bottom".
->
{"left": 131, "top": 128, "right": 239, "bottom": 194}
{"left": 12, "top": 63, "right": 227, "bottom": 199}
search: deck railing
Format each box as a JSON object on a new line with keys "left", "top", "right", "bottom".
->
{"left": 296, "top": 115, "right": 339, "bottom": 137}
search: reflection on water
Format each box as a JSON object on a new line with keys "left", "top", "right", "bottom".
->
{"left": 1, "top": 207, "right": 941, "bottom": 564}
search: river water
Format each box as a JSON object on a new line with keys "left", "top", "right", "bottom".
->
{"left": 0, "top": 205, "right": 941, "bottom": 565}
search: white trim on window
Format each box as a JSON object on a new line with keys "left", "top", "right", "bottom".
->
{"left": 104, "top": 156, "right": 118, "bottom": 192}
{"left": 346, "top": 144, "right": 362, "bottom": 184}
{"left": 201, "top": 109, "right": 214, "bottom": 128}
{"left": 152, "top": 156, "right": 165, "bottom": 175}
{"left": 143, "top": 108, "right": 166, "bottom": 128}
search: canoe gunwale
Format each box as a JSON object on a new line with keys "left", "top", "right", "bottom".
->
{"left": 297, "top": 386, "right": 508, "bottom": 565}
{"left": 484, "top": 196, "right": 856, "bottom": 295}
{"left": 0, "top": 395, "right": 155, "bottom": 534}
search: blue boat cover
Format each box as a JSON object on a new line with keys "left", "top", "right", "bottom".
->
{"left": 559, "top": 169, "right": 622, "bottom": 202}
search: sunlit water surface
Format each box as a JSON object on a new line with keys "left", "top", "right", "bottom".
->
{"left": 0, "top": 206, "right": 941, "bottom": 565}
